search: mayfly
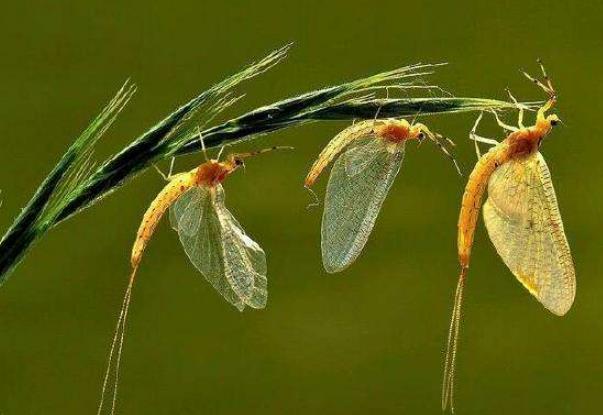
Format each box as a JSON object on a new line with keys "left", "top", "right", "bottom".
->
{"left": 96, "top": 139, "right": 292, "bottom": 415}
{"left": 442, "top": 62, "right": 576, "bottom": 412}
{"left": 305, "top": 118, "right": 461, "bottom": 273}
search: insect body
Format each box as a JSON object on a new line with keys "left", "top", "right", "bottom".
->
{"left": 305, "top": 118, "right": 459, "bottom": 273}
{"left": 442, "top": 63, "right": 575, "bottom": 412}
{"left": 97, "top": 145, "right": 289, "bottom": 415}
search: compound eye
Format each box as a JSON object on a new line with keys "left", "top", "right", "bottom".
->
{"left": 235, "top": 159, "right": 243, "bottom": 166}
{"left": 550, "top": 119, "right": 559, "bottom": 127}
{"left": 417, "top": 132, "right": 425, "bottom": 140}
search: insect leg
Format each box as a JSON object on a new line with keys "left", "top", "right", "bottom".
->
{"left": 373, "top": 86, "right": 390, "bottom": 123}
{"left": 523, "top": 60, "right": 557, "bottom": 121}
{"left": 488, "top": 109, "right": 518, "bottom": 133}
{"left": 522, "top": 59, "right": 556, "bottom": 98}
{"left": 151, "top": 157, "right": 177, "bottom": 181}
{"left": 216, "top": 145, "right": 226, "bottom": 161}
{"left": 167, "top": 157, "right": 175, "bottom": 178}
{"left": 537, "top": 58, "right": 556, "bottom": 95}
{"left": 506, "top": 88, "right": 525, "bottom": 129}
{"left": 469, "top": 112, "right": 498, "bottom": 160}
{"left": 416, "top": 123, "right": 462, "bottom": 175}
{"left": 197, "top": 126, "right": 209, "bottom": 161}
{"left": 152, "top": 164, "right": 169, "bottom": 181}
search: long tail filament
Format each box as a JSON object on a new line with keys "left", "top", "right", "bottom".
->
{"left": 442, "top": 266, "right": 467, "bottom": 413}
{"left": 96, "top": 265, "right": 139, "bottom": 415}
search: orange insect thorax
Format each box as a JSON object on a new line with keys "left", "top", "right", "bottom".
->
{"left": 195, "top": 160, "right": 235, "bottom": 187}
{"left": 375, "top": 120, "right": 412, "bottom": 143}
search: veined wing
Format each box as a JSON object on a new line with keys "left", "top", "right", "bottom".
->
{"left": 321, "top": 138, "right": 404, "bottom": 273}
{"left": 483, "top": 152, "right": 575, "bottom": 315}
{"left": 305, "top": 120, "right": 377, "bottom": 187}
{"left": 169, "top": 185, "right": 267, "bottom": 311}
{"left": 169, "top": 185, "right": 205, "bottom": 236}
{"left": 342, "top": 137, "right": 387, "bottom": 176}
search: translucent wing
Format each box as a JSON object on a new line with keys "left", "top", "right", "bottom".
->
{"left": 483, "top": 152, "right": 575, "bottom": 315}
{"left": 170, "top": 185, "right": 267, "bottom": 311}
{"left": 321, "top": 138, "right": 404, "bottom": 273}
{"left": 342, "top": 137, "right": 386, "bottom": 176}
{"left": 169, "top": 186, "right": 205, "bottom": 236}
{"left": 305, "top": 120, "right": 377, "bottom": 187}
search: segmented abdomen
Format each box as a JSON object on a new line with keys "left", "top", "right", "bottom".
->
{"left": 457, "top": 148, "right": 503, "bottom": 267}
{"left": 131, "top": 172, "right": 196, "bottom": 267}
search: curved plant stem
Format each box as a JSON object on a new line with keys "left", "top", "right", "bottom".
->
{"left": 0, "top": 45, "right": 533, "bottom": 284}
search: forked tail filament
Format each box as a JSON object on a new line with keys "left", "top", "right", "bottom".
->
{"left": 97, "top": 265, "right": 139, "bottom": 415}
{"left": 442, "top": 266, "right": 467, "bottom": 413}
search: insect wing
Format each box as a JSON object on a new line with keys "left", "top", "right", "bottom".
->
{"left": 169, "top": 185, "right": 267, "bottom": 310}
{"left": 213, "top": 187, "right": 268, "bottom": 309}
{"left": 169, "top": 186, "right": 205, "bottom": 236}
{"left": 483, "top": 152, "right": 575, "bottom": 315}
{"left": 321, "top": 139, "right": 404, "bottom": 273}
{"left": 342, "top": 137, "right": 387, "bottom": 177}
{"left": 305, "top": 120, "right": 377, "bottom": 186}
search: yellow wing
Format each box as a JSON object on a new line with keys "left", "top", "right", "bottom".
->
{"left": 483, "top": 152, "right": 575, "bottom": 315}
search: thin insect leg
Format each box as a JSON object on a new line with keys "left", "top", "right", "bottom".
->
{"left": 443, "top": 137, "right": 456, "bottom": 147}
{"left": 236, "top": 146, "right": 295, "bottom": 160}
{"left": 521, "top": 70, "right": 548, "bottom": 93}
{"left": 438, "top": 141, "right": 462, "bottom": 176}
{"left": 386, "top": 84, "right": 410, "bottom": 99}
{"left": 373, "top": 87, "right": 389, "bottom": 123}
{"left": 489, "top": 109, "right": 518, "bottom": 132}
{"left": 152, "top": 157, "right": 177, "bottom": 181}
{"left": 470, "top": 112, "right": 484, "bottom": 160}
{"left": 528, "top": 59, "right": 557, "bottom": 119}
{"left": 506, "top": 88, "right": 525, "bottom": 129}
{"left": 412, "top": 77, "right": 454, "bottom": 98}
{"left": 197, "top": 126, "right": 209, "bottom": 161}
{"left": 537, "top": 58, "right": 555, "bottom": 92}
{"left": 470, "top": 134, "right": 498, "bottom": 146}
{"left": 418, "top": 124, "right": 461, "bottom": 175}
{"left": 390, "top": 83, "right": 453, "bottom": 98}
{"left": 152, "top": 164, "right": 169, "bottom": 181}
{"left": 411, "top": 108, "right": 423, "bottom": 127}
{"left": 522, "top": 62, "right": 555, "bottom": 99}
{"left": 216, "top": 145, "right": 226, "bottom": 162}
{"left": 168, "top": 157, "right": 175, "bottom": 178}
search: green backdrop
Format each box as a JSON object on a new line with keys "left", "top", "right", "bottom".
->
{"left": 0, "top": 1, "right": 601, "bottom": 413}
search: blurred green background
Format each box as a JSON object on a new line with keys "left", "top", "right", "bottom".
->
{"left": 0, "top": 1, "right": 601, "bottom": 414}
